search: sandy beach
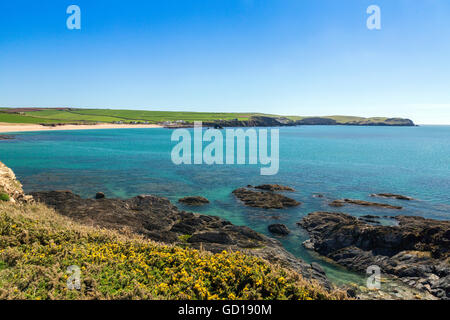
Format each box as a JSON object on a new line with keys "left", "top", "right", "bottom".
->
{"left": 0, "top": 123, "right": 163, "bottom": 133}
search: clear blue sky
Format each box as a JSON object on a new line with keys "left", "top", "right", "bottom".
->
{"left": 1, "top": 0, "right": 449, "bottom": 124}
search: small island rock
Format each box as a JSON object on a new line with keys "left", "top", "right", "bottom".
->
{"left": 178, "top": 196, "right": 210, "bottom": 206}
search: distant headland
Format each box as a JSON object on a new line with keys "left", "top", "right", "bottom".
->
{"left": 0, "top": 107, "right": 415, "bottom": 132}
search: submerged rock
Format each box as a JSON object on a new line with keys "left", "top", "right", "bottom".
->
{"left": 329, "top": 199, "right": 402, "bottom": 210}
{"left": 268, "top": 224, "right": 290, "bottom": 236}
{"left": 298, "top": 211, "right": 450, "bottom": 299}
{"left": 232, "top": 188, "right": 300, "bottom": 209}
{"left": 370, "top": 193, "right": 414, "bottom": 201}
{"left": 178, "top": 196, "right": 210, "bottom": 206}
{"left": 30, "top": 190, "right": 329, "bottom": 287}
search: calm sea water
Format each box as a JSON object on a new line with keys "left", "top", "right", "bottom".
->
{"left": 1, "top": 125, "right": 449, "bottom": 285}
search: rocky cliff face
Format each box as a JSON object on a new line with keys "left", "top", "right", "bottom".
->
{"left": 0, "top": 161, "right": 33, "bottom": 203}
{"left": 167, "top": 115, "right": 415, "bottom": 128}
{"left": 205, "top": 116, "right": 416, "bottom": 128}
{"left": 204, "top": 116, "right": 294, "bottom": 128}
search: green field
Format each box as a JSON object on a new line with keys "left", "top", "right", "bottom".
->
{"left": 0, "top": 108, "right": 410, "bottom": 125}
{"left": 0, "top": 108, "right": 270, "bottom": 124}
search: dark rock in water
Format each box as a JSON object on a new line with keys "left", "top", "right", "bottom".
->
{"left": 178, "top": 196, "right": 210, "bottom": 206}
{"left": 254, "top": 184, "right": 295, "bottom": 192}
{"left": 298, "top": 211, "right": 450, "bottom": 299}
{"left": 371, "top": 193, "right": 414, "bottom": 201}
{"left": 0, "top": 135, "right": 15, "bottom": 140}
{"left": 232, "top": 188, "right": 300, "bottom": 209}
{"left": 95, "top": 192, "right": 105, "bottom": 199}
{"left": 329, "top": 199, "right": 402, "bottom": 210}
{"left": 268, "top": 224, "right": 290, "bottom": 236}
{"left": 313, "top": 194, "right": 324, "bottom": 198}
{"left": 30, "top": 190, "right": 329, "bottom": 288}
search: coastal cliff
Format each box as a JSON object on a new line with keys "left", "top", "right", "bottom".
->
{"left": 203, "top": 116, "right": 416, "bottom": 128}
{"left": 0, "top": 161, "right": 33, "bottom": 203}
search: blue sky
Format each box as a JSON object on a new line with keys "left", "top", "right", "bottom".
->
{"left": 1, "top": 0, "right": 449, "bottom": 124}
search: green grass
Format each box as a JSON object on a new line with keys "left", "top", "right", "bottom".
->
{"left": 0, "top": 109, "right": 265, "bottom": 124}
{"left": 25, "top": 110, "right": 131, "bottom": 123}
{"left": 62, "top": 109, "right": 259, "bottom": 123}
{"left": 0, "top": 112, "right": 63, "bottom": 124}
{"left": 0, "top": 193, "right": 10, "bottom": 202}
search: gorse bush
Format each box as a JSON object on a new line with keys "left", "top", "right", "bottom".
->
{"left": 0, "top": 193, "right": 9, "bottom": 202}
{"left": 0, "top": 202, "right": 345, "bottom": 300}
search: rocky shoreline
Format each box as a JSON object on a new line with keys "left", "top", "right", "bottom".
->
{"left": 298, "top": 212, "right": 450, "bottom": 300}
{"left": 30, "top": 190, "right": 330, "bottom": 289}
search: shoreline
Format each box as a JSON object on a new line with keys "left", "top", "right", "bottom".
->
{"left": 0, "top": 123, "right": 163, "bottom": 133}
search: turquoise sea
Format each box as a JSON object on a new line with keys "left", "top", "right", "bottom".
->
{"left": 1, "top": 125, "right": 449, "bottom": 285}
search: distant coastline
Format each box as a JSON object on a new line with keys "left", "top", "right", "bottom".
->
{"left": 0, "top": 107, "right": 416, "bottom": 132}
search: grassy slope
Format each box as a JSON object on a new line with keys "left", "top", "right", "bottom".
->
{"left": 0, "top": 112, "right": 63, "bottom": 124}
{"left": 0, "top": 201, "right": 343, "bottom": 300}
{"left": 0, "top": 108, "right": 405, "bottom": 125}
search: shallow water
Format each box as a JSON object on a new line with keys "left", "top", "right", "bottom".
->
{"left": 1, "top": 125, "right": 449, "bottom": 285}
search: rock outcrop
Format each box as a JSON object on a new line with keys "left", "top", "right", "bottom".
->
{"left": 329, "top": 199, "right": 403, "bottom": 210}
{"left": 232, "top": 187, "right": 300, "bottom": 209}
{"left": 370, "top": 193, "right": 414, "bottom": 201}
{"left": 0, "top": 161, "right": 33, "bottom": 203}
{"left": 178, "top": 196, "right": 210, "bottom": 206}
{"left": 30, "top": 190, "right": 330, "bottom": 287}
{"left": 268, "top": 224, "right": 290, "bottom": 236}
{"left": 298, "top": 212, "right": 450, "bottom": 299}
{"left": 95, "top": 192, "right": 105, "bottom": 199}
{"left": 254, "top": 184, "right": 295, "bottom": 192}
